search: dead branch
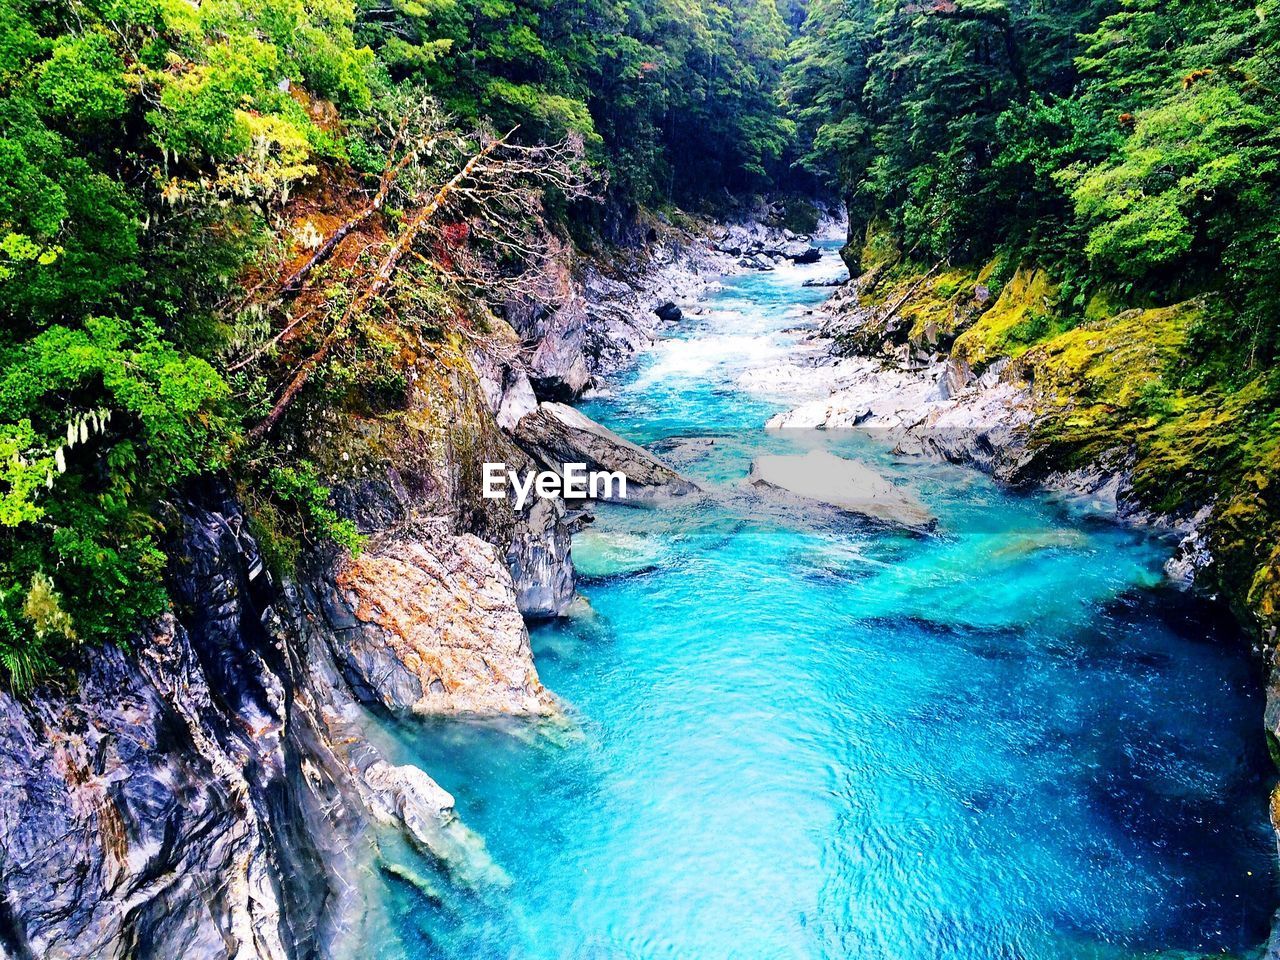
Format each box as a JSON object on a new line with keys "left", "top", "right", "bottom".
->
{"left": 246, "top": 126, "right": 518, "bottom": 443}
{"left": 275, "top": 125, "right": 435, "bottom": 299}
{"left": 879, "top": 256, "right": 948, "bottom": 329}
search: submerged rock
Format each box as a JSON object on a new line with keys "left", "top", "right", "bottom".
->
{"left": 748, "top": 450, "right": 936, "bottom": 530}
{"left": 514, "top": 402, "right": 699, "bottom": 499}
{"left": 362, "top": 761, "right": 509, "bottom": 889}
{"left": 573, "top": 529, "right": 670, "bottom": 579}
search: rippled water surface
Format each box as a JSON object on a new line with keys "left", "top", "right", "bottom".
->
{"left": 369, "top": 248, "right": 1277, "bottom": 959}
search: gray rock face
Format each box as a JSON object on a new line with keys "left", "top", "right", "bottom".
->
{"left": 0, "top": 493, "right": 549, "bottom": 959}
{"left": 0, "top": 501, "right": 362, "bottom": 960}
{"left": 505, "top": 269, "right": 595, "bottom": 401}
{"left": 0, "top": 629, "right": 290, "bottom": 960}
{"left": 473, "top": 349, "right": 539, "bottom": 432}
{"left": 514, "top": 402, "right": 698, "bottom": 499}
{"left": 506, "top": 496, "right": 575, "bottom": 618}
{"left": 503, "top": 233, "right": 734, "bottom": 397}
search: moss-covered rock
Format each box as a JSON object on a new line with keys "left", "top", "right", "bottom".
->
{"left": 953, "top": 266, "right": 1061, "bottom": 369}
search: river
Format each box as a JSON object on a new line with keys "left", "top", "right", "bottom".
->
{"left": 366, "top": 245, "right": 1278, "bottom": 959}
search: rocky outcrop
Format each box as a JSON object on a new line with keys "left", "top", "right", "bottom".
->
{"left": 504, "top": 495, "right": 575, "bottom": 619}
{"left": 711, "top": 221, "right": 827, "bottom": 270}
{"left": 748, "top": 450, "right": 936, "bottom": 530}
{"left": 323, "top": 528, "right": 555, "bottom": 716}
{"left": 514, "top": 402, "right": 698, "bottom": 499}
{"left": 781, "top": 241, "right": 822, "bottom": 263}
{"left": 0, "top": 496, "right": 485, "bottom": 960}
{"left": 654, "top": 300, "right": 682, "bottom": 323}
{"left": 500, "top": 223, "right": 735, "bottom": 400}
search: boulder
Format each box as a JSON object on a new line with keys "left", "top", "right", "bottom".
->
{"left": 506, "top": 496, "right": 575, "bottom": 619}
{"left": 514, "top": 402, "right": 698, "bottom": 498}
{"left": 654, "top": 300, "right": 683, "bottom": 323}
{"left": 473, "top": 349, "right": 539, "bottom": 431}
{"left": 782, "top": 241, "right": 822, "bottom": 263}
{"left": 748, "top": 450, "right": 935, "bottom": 530}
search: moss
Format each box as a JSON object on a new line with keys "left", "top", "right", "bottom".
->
{"left": 847, "top": 217, "right": 899, "bottom": 275}
{"left": 1083, "top": 287, "right": 1126, "bottom": 323}
{"left": 1204, "top": 429, "right": 1280, "bottom": 632}
{"left": 1013, "top": 297, "right": 1280, "bottom": 635}
{"left": 866, "top": 255, "right": 1280, "bottom": 639}
{"left": 901, "top": 268, "right": 980, "bottom": 344}
{"left": 953, "top": 266, "right": 1060, "bottom": 368}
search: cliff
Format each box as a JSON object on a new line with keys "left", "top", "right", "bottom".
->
{"left": 0, "top": 217, "right": 726, "bottom": 958}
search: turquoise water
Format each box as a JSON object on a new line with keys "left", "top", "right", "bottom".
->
{"left": 369, "top": 250, "right": 1278, "bottom": 959}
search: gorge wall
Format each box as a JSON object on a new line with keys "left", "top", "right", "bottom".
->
{"left": 0, "top": 219, "right": 736, "bottom": 959}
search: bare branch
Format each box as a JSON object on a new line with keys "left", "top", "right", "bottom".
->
{"left": 246, "top": 126, "right": 519, "bottom": 443}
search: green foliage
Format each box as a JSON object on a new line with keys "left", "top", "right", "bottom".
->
{"left": 242, "top": 462, "right": 364, "bottom": 573}
{"left": 788, "top": 0, "right": 1280, "bottom": 628}
{"left": 0, "top": 0, "right": 380, "bottom": 682}
{"left": 356, "top": 0, "right": 797, "bottom": 207}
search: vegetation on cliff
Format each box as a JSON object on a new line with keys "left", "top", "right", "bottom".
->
{"left": 0, "top": 0, "right": 799, "bottom": 685}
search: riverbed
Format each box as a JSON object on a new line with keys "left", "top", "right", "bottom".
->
{"left": 368, "top": 248, "right": 1278, "bottom": 959}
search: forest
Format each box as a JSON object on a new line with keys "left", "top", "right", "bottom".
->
{"left": 1, "top": 0, "right": 1278, "bottom": 684}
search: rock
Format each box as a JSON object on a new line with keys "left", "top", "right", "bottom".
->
{"left": 1165, "top": 504, "right": 1215, "bottom": 586}
{"left": 739, "top": 254, "right": 774, "bottom": 271}
{"left": 327, "top": 531, "right": 555, "bottom": 716}
{"left": 782, "top": 241, "right": 822, "bottom": 263}
{"left": 748, "top": 450, "right": 936, "bottom": 530}
{"left": 0, "top": 627, "right": 293, "bottom": 960}
{"left": 0, "top": 498, "right": 402, "bottom": 960}
{"left": 506, "top": 496, "right": 575, "bottom": 618}
{"left": 738, "top": 355, "right": 875, "bottom": 402}
{"left": 933, "top": 356, "right": 974, "bottom": 401}
{"left": 473, "top": 349, "right": 539, "bottom": 431}
{"left": 504, "top": 266, "right": 595, "bottom": 401}
{"left": 361, "top": 761, "right": 508, "bottom": 889}
{"left": 529, "top": 320, "right": 594, "bottom": 399}
{"left": 514, "top": 402, "right": 698, "bottom": 498}
{"left": 654, "top": 300, "right": 683, "bottom": 323}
